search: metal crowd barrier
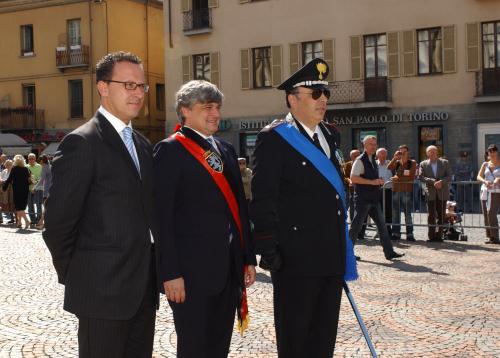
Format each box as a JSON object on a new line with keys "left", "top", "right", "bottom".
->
{"left": 378, "top": 180, "right": 499, "bottom": 234}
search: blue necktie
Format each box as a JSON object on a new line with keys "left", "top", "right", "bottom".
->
{"left": 207, "top": 136, "right": 220, "bottom": 154}
{"left": 122, "top": 127, "right": 141, "bottom": 175}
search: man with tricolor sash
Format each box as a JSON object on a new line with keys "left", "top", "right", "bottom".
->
{"left": 250, "top": 58, "right": 358, "bottom": 357}
{"left": 153, "top": 80, "right": 256, "bottom": 358}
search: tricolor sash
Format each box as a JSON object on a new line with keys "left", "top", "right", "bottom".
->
{"left": 274, "top": 122, "right": 358, "bottom": 281}
{"left": 172, "top": 132, "right": 250, "bottom": 334}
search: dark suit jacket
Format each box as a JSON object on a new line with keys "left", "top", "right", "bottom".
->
{"left": 250, "top": 115, "right": 346, "bottom": 277}
{"left": 153, "top": 127, "right": 256, "bottom": 296}
{"left": 419, "top": 158, "right": 451, "bottom": 201}
{"left": 43, "top": 111, "right": 157, "bottom": 320}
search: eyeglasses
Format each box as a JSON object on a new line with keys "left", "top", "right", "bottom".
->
{"left": 105, "top": 80, "right": 149, "bottom": 93}
{"left": 293, "top": 88, "right": 331, "bottom": 100}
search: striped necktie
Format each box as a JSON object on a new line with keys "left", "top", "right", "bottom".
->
{"left": 122, "top": 127, "right": 141, "bottom": 175}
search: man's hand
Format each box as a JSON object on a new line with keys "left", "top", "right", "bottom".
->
{"left": 245, "top": 265, "right": 256, "bottom": 287}
{"left": 434, "top": 180, "right": 443, "bottom": 189}
{"left": 163, "top": 277, "right": 186, "bottom": 303}
{"left": 372, "top": 178, "right": 385, "bottom": 186}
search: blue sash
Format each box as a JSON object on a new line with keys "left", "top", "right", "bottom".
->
{"left": 274, "top": 122, "right": 358, "bottom": 281}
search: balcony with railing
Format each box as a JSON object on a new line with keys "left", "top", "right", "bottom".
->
{"left": 0, "top": 107, "right": 45, "bottom": 130}
{"left": 183, "top": 8, "right": 212, "bottom": 35}
{"left": 327, "top": 77, "right": 392, "bottom": 109}
{"left": 56, "top": 45, "right": 90, "bottom": 71}
{"left": 475, "top": 68, "right": 500, "bottom": 102}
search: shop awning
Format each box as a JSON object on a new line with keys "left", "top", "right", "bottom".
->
{"left": 40, "top": 142, "right": 61, "bottom": 156}
{"left": 0, "top": 133, "right": 31, "bottom": 156}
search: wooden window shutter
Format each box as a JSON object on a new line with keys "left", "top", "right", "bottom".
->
{"left": 466, "top": 22, "right": 480, "bottom": 72}
{"left": 182, "top": 55, "right": 192, "bottom": 84}
{"left": 322, "top": 39, "right": 335, "bottom": 82}
{"left": 387, "top": 31, "right": 400, "bottom": 78}
{"left": 181, "top": 0, "right": 191, "bottom": 12}
{"left": 289, "top": 43, "right": 301, "bottom": 75}
{"left": 240, "top": 48, "right": 251, "bottom": 89}
{"left": 401, "top": 30, "right": 416, "bottom": 76}
{"left": 350, "top": 35, "right": 363, "bottom": 80}
{"left": 210, "top": 52, "right": 220, "bottom": 88}
{"left": 271, "top": 45, "right": 283, "bottom": 87}
{"left": 442, "top": 25, "right": 456, "bottom": 73}
{"left": 208, "top": 0, "right": 218, "bottom": 8}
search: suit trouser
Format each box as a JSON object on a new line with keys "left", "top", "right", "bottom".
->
{"left": 348, "top": 190, "right": 366, "bottom": 238}
{"left": 426, "top": 199, "right": 446, "bottom": 239}
{"left": 382, "top": 189, "right": 393, "bottom": 235}
{"left": 169, "top": 270, "right": 238, "bottom": 358}
{"left": 78, "top": 250, "right": 157, "bottom": 358}
{"left": 349, "top": 200, "right": 394, "bottom": 256}
{"left": 271, "top": 273, "right": 343, "bottom": 358}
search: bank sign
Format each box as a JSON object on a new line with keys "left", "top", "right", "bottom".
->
{"left": 331, "top": 112, "right": 449, "bottom": 126}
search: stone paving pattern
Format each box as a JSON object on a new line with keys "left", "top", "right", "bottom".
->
{"left": 0, "top": 224, "right": 499, "bottom": 357}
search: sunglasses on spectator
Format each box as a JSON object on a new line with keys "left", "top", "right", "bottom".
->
{"left": 293, "top": 88, "right": 331, "bottom": 100}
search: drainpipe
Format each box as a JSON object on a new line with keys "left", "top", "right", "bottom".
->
{"left": 88, "top": 0, "right": 94, "bottom": 113}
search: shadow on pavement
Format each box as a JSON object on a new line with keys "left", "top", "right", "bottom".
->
{"left": 356, "top": 237, "right": 500, "bottom": 253}
{"left": 255, "top": 272, "right": 272, "bottom": 284}
{"left": 360, "top": 259, "right": 449, "bottom": 276}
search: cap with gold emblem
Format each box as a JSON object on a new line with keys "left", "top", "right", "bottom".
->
{"left": 277, "top": 58, "right": 329, "bottom": 91}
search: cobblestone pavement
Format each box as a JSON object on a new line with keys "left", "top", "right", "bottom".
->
{"left": 0, "top": 223, "right": 499, "bottom": 357}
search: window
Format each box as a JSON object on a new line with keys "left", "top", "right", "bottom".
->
{"left": 69, "top": 80, "right": 83, "bottom": 118}
{"left": 22, "top": 84, "right": 35, "bottom": 108}
{"left": 418, "top": 125, "right": 443, "bottom": 161}
{"left": 156, "top": 84, "right": 165, "bottom": 111}
{"left": 193, "top": 53, "right": 210, "bottom": 81}
{"left": 364, "top": 34, "right": 387, "bottom": 78}
{"left": 482, "top": 21, "right": 500, "bottom": 69}
{"left": 67, "top": 19, "right": 81, "bottom": 48}
{"left": 417, "top": 28, "right": 442, "bottom": 74}
{"left": 352, "top": 128, "right": 387, "bottom": 151}
{"left": 302, "top": 41, "right": 323, "bottom": 65}
{"left": 20, "top": 25, "right": 34, "bottom": 56}
{"left": 252, "top": 47, "right": 271, "bottom": 88}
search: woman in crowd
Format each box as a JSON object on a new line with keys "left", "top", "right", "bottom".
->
{"left": 0, "top": 159, "right": 16, "bottom": 224}
{"left": 477, "top": 144, "right": 500, "bottom": 244}
{"left": 35, "top": 155, "right": 52, "bottom": 230}
{"left": 2, "top": 154, "right": 31, "bottom": 229}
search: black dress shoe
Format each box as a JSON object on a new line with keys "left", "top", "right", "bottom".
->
{"left": 355, "top": 255, "right": 361, "bottom": 261}
{"left": 428, "top": 238, "right": 443, "bottom": 242}
{"left": 391, "top": 235, "right": 400, "bottom": 241}
{"left": 386, "top": 252, "right": 405, "bottom": 260}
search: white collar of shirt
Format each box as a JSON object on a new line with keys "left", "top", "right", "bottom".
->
{"left": 288, "top": 113, "right": 331, "bottom": 158}
{"left": 184, "top": 126, "right": 220, "bottom": 153}
{"left": 98, "top": 105, "right": 133, "bottom": 137}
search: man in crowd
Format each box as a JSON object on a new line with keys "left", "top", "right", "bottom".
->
{"left": 43, "top": 52, "right": 158, "bottom": 357}
{"left": 349, "top": 135, "right": 404, "bottom": 260}
{"left": 344, "top": 149, "right": 367, "bottom": 240}
{"left": 153, "top": 80, "right": 256, "bottom": 358}
{"left": 27, "top": 152, "right": 43, "bottom": 226}
{"left": 454, "top": 151, "right": 474, "bottom": 212}
{"left": 251, "top": 58, "right": 357, "bottom": 357}
{"left": 239, "top": 157, "right": 253, "bottom": 203}
{"left": 388, "top": 145, "right": 416, "bottom": 241}
{"left": 419, "top": 145, "right": 451, "bottom": 242}
{"left": 376, "top": 147, "right": 393, "bottom": 238}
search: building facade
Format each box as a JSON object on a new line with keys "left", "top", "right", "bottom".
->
{"left": 0, "top": 0, "right": 166, "bottom": 150}
{"left": 164, "top": 0, "right": 500, "bottom": 170}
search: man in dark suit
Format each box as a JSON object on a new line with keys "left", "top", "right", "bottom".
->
{"left": 43, "top": 52, "right": 157, "bottom": 358}
{"left": 250, "top": 58, "right": 357, "bottom": 358}
{"left": 419, "top": 145, "right": 451, "bottom": 242}
{"left": 153, "top": 80, "right": 256, "bottom": 358}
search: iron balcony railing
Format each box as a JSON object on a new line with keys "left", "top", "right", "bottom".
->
{"left": 328, "top": 77, "right": 392, "bottom": 105}
{"left": 56, "top": 45, "right": 90, "bottom": 69}
{"left": 183, "top": 8, "right": 212, "bottom": 32}
{"left": 0, "top": 107, "right": 45, "bottom": 130}
{"left": 476, "top": 68, "right": 500, "bottom": 96}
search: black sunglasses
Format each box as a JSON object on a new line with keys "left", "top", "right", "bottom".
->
{"left": 293, "top": 88, "right": 331, "bottom": 100}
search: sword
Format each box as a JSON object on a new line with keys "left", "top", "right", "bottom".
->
{"left": 343, "top": 281, "right": 378, "bottom": 358}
